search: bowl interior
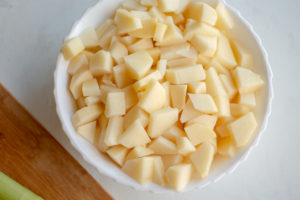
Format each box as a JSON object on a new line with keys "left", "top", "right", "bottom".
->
{"left": 54, "top": 0, "right": 272, "bottom": 193}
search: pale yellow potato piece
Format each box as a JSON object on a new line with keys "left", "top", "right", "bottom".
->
{"left": 230, "top": 103, "right": 251, "bottom": 117}
{"left": 163, "top": 125, "right": 185, "bottom": 142}
{"left": 214, "top": 95, "right": 231, "bottom": 117}
{"left": 189, "top": 93, "right": 218, "bottom": 114}
{"left": 70, "top": 70, "right": 93, "bottom": 99}
{"left": 207, "top": 58, "right": 230, "bottom": 76}
{"left": 110, "top": 40, "right": 128, "bottom": 64}
{"left": 154, "top": 22, "right": 168, "bottom": 42}
{"left": 215, "top": 122, "right": 231, "bottom": 138}
{"left": 237, "top": 93, "right": 256, "bottom": 107}
{"left": 119, "top": 119, "right": 151, "bottom": 148}
{"left": 133, "top": 71, "right": 161, "bottom": 91}
{"left": 123, "top": 85, "right": 138, "bottom": 110}
{"left": 140, "top": 0, "right": 157, "bottom": 6}
{"left": 124, "top": 51, "right": 153, "bottom": 80}
{"left": 217, "top": 137, "right": 236, "bottom": 157}
{"left": 187, "top": 82, "right": 206, "bottom": 94}
{"left": 205, "top": 67, "right": 227, "bottom": 97}
{"left": 105, "top": 92, "right": 126, "bottom": 117}
{"left": 180, "top": 99, "right": 202, "bottom": 123}
{"left": 61, "top": 37, "right": 85, "bottom": 60}
{"left": 215, "top": 2, "right": 234, "bottom": 30}
{"left": 149, "top": 6, "right": 166, "bottom": 22}
{"left": 152, "top": 156, "right": 165, "bottom": 186}
{"left": 158, "top": 0, "right": 179, "bottom": 12}
{"left": 156, "top": 18, "right": 184, "bottom": 46}
{"left": 167, "top": 57, "right": 196, "bottom": 68}
{"left": 148, "top": 107, "right": 179, "bottom": 138}
{"left": 129, "top": 18, "right": 156, "bottom": 39}
{"left": 113, "top": 64, "right": 134, "bottom": 89}
{"left": 148, "top": 136, "right": 177, "bottom": 155}
{"left": 231, "top": 40, "right": 253, "bottom": 68}
{"left": 176, "top": 137, "right": 196, "bottom": 156}
{"left": 166, "top": 164, "right": 192, "bottom": 191}
{"left": 138, "top": 80, "right": 166, "bottom": 113}
{"left": 160, "top": 42, "right": 190, "bottom": 60}
{"left": 147, "top": 47, "right": 161, "bottom": 64}
{"left": 161, "top": 81, "right": 171, "bottom": 107}
{"left": 232, "top": 67, "right": 264, "bottom": 94}
{"left": 170, "top": 85, "right": 187, "bottom": 111}
{"left": 170, "top": 13, "right": 185, "bottom": 25}
{"left": 124, "top": 106, "right": 149, "bottom": 129}
{"left": 82, "top": 78, "right": 101, "bottom": 97}
{"left": 219, "top": 73, "right": 238, "bottom": 100}
{"left": 128, "top": 38, "right": 154, "bottom": 53}
{"left": 99, "top": 85, "right": 122, "bottom": 104}
{"left": 186, "top": 115, "right": 218, "bottom": 130}
{"left": 90, "top": 50, "right": 113, "bottom": 76}
{"left": 228, "top": 112, "right": 257, "bottom": 147}
{"left": 68, "top": 54, "right": 89, "bottom": 75}
{"left": 96, "top": 19, "right": 113, "bottom": 39}
{"left": 215, "top": 34, "right": 237, "bottom": 69}
{"left": 161, "top": 154, "right": 183, "bottom": 169}
{"left": 101, "top": 74, "right": 115, "bottom": 87}
{"left": 184, "top": 19, "right": 220, "bottom": 41}
{"left": 197, "top": 54, "right": 211, "bottom": 67}
{"left": 166, "top": 65, "right": 206, "bottom": 84}
{"left": 80, "top": 27, "right": 99, "bottom": 48}
{"left": 72, "top": 104, "right": 102, "bottom": 127}
{"left": 106, "top": 145, "right": 129, "bottom": 166}
{"left": 99, "top": 25, "right": 117, "bottom": 49}
{"left": 184, "top": 123, "right": 216, "bottom": 146}
{"left": 189, "top": 142, "right": 214, "bottom": 178}
{"left": 120, "top": 35, "right": 137, "bottom": 46}
{"left": 104, "top": 116, "right": 124, "bottom": 146}
{"left": 122, "top": 0, "right": 147, "bottom": 11}
{"left": 185, "top": 2, "right": 218, "bottom": 26}
{"left": 122, "top": 157, "right": 154, "bottom": 185}
{"left": 156, "top": 59, "right": 167, "bottom": 78}
{"left": 115, "top": 9, "right": 143, "bottom": 34}
{"left": 84, "top": 96, "right": 101, "bottom": 106}
{"left": 127, "top": 146, "right": 154, "bottom": 160}
{"left": 77, "top": 121, "right": 96, "bottom": 143}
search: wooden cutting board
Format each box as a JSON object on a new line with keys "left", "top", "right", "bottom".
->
{"left": 0, "top": 84, "right": 113, "bottom": 200}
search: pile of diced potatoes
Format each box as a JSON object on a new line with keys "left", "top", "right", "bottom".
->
{"left": 61, "top": 0, "right": 264, "bottom": 191}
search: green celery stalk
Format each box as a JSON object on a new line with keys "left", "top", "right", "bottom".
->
{"left": 0, "top": 172, "right": 43, "bottom": 200}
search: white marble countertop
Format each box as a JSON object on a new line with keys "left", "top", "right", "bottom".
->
{"left": 1, "top": 0, "right": 300, "bottom": 199}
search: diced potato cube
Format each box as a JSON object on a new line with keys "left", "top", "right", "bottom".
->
{"left": 70, "top": 70, "right": 93, "bottom": 99}
{"left": 185, "top": 2, "right": 218, "bottom": 26}
{"left": 115, "top": 9, "right": 143, "bottom": 34}
{"left": 205, "top": 67, "right": 227, "bottom": 97}
{"left": 237, "top": 93, "right": 256, "bottom": 107}
{"left": 84, "top": 96, "right": 101, "bottom": 106}
{"left": 214, "top": 95, "right": 231, "bottom": 117}
{"left": 215, "top": 34, "right": 237, "bottom": 69}
{"left": 99, "top": 26, "right": 117, "bottom": 49}
{"left": 176, "top": 137, "right": 196, "bottom": 156}
{"left": 217, "top": 137, "right": 236, "bottom": 157}
{"left": 189, "top": 142, "right": 214, "bottom": 178}
{"left": 96, "top": 19, "right": 113, "bottom": 39}
{"left": 122, "top": 0, "right": 147, "bottom": 11}
{"left": 80, "top": 27, "right": 99, "bottom": 48}
{"left": 140, "top": 0, "right": 157, "bottom": 6}
{"left": 72, "top": 104, "right": 102, "bottom": 127}
{"left": 184, "top": 19, "right": 219, "bottom": 41}
{"left": 124, "top": 106, "right": 149, "bottom": 129}
{"left": 191, "top": 34, "right": 218, "bottom": 57}
{"left": 189, "top": 93, "right": 218, "bottom": 114}
{"left": 166, "top": 65, "right": 206, "bottom": 84}
{"left": 124, "top": 51, "right": 153, "bottom": 80}
{"left": 161, "top": 155, "right": 183, "bottom": 169}
{"left": 158, "top": 0, "right": 179, "bottom": 12}
{"left": 231, "top": 40, "right": 253, "bottom": 68}
{"left": 99, "top": 85, "right": 122, "bottom": 104}
{"left": 133, "top": 71, "right": 161, "bottom": 91}
{"left": 156, "top": 24, "right": 184, "bottom": 46}
{"left": 77, "top": 121, "right": 96, "bottom": 143}
{"left": 113, "top": 64, "right": 134, "bottom": 89}
{"left": 138, "top": 80, "right": 166, "bottom": 113}
{"left": 156, "top": 59, "right": 167, "bottom": 78}
{"left": 186, "top": 115, "right": 218, "bottom": 130}
{"left": 122, "top": 157, "right": 154, "bottom": 185}
{"left": 161, "top": 81, "right": 171, "bottom": 107}
{"left": 148, "top": 136, "right": 177, "bottom": 155}
{"left": 232, "top": 67, "right": 264, "bottom": 94}
{"left": 127, "top": 146, "right": 154, "bottom": 160}
{"left": 184, "top": 123, "right": 216, "bottom": 146}
{"left": 162, "top": 125, "right": 185, "bottom": 142}
{"left": 129, "top": 18, "right": 156, "bottom": 39}
{"left": 110, "top": 40, "right": 128, "bottom": 64}
{"left": 61, "top": 37, "right": 85, "bottom": 60}
{"left": 90, "top": 50, "right": 113, "bottom": 76}
{"left": 187, "top": 82, "right": 206, "bottom": 94}
{"left": 215, "top": 2, "right": 234, "bottom": 30}
{"left": 166, "top": 164, "right": 192, "bottom": 191}
{"left": 148, "top": 107, "right": 179, "bottom": 138}
{"left": 68, "top": 54, "right": 89, "bottom": 75}
{"left": 119, "top": 119, "right": 151, "bottom": 148}
{"left": 106, "top": 145, "right": 129, "bottom": 166}
{"left": 170, "top": 85, "right": 187, "bottom": 111}
{"left": 160, "top": 42, "right": 190, "bottom": 59}
{"left": 180, "top": 99, "right": 202, "bottom": 123}
{"left": 104, "top": 116, "right": 124, "bottom": 146}
{"left": 227, "top": 112, "right": 257, "bottom": 147}
{"left": 230, "top": 103, "right": 251, "bottom": 117}
{"left": 154, "top": 22, "right": 168, "bottom": 42}
{"left": 123, "top": 85, "right": 138, "bottom": 110}
{"left": 82, "top": 79, "right": 101, "bottom": 97}
{"left": 120, "top": 35, "right": 137, "bottom": 46}
{"left": 152, "top": 156, "right": 165, "bottom": 186}
{"left": 219, "top": 73, "right": 237, "bottom": 100}
{"left": 128, "top": 38, "right": 154, "bottom": 53}
{"left": 147, "top": 48, "right": 161, "bottom": 65}
{"left": 168, "top": 57, "right": 196, "bottom": 68}
{"left": 105, "top": 92, "right": 126, "bottom": 117}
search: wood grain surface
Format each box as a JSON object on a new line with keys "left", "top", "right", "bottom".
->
{"left": 0, "top": 84, "right": 113, "bottom": 200}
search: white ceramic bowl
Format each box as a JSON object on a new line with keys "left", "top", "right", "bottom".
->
{"left": 54, "top": 0, "right": 273, "bottom": 193}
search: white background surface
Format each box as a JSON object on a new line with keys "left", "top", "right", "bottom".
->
{"left": 0, "top": 0, "right": 299, "bottom": 199}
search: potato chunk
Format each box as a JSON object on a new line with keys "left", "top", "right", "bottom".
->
{"left": 72, "top": 104, "right": 102, "bottom": 127}
{"left": 61, "top": 37, "right": 85, "bottom": 60}
{"left": 90, "top": 50, "right": 113, "bottom": 76}
{"left": 105, "top": 92, "right": 126, "bottom": 117}
{"left": 158, "top": 0, "right": 179, "bottom": 12}
{"left": 68, "top": 54, "right": 89, "bottom": 75}
{"left": 184, "top": 123, "right": 216, "bottom": 146}
{"left": 185, "top": 2, "right": 217, "bottom": 26}
{"left": 79, "top": 27, "right": 99, "bottom": 48}
{"left": 176, "top": 137, "right": 196, "bottom": 156}
{"left": 166, "top": 164, "right": 192, "bottom": 191}
{"left": 106, "top": 145, "right": 129, "bottom": 166}
{"left": 77, "top": 121, "right": 96, "bottom": 143}
{"left": 82, "top": 78, "right": 101, "bottom": 97}
{"left": 170, "top": 85, "right": 187, "bottom": 111}
{"left": 148, "top": 136, "right": 177, "bottom": 155}
{"left": 215, "top": 34, "right": 237, "bottom": 69}
{"left": 115, "top": 9, "right": 143, "bottom": 34}
{"left": 189, "top": 93, "right": 218, "bottom": 114}
{"left": 166, "top": 65, "right": 206, "bottom": 84}
{"left": 215, "top": 2, "right": 234, "bottom": 30}
{"left": 70, "top": 70, "right": 93, "bottom": 99}
{"left": 127, "top": 146, "right": 154, "bottom": 160}
{"left": 124, "top": 106, "right": 149, "bottom": 129}
{"left": 104, "top": 116, "right": 124, "bottom": 146}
